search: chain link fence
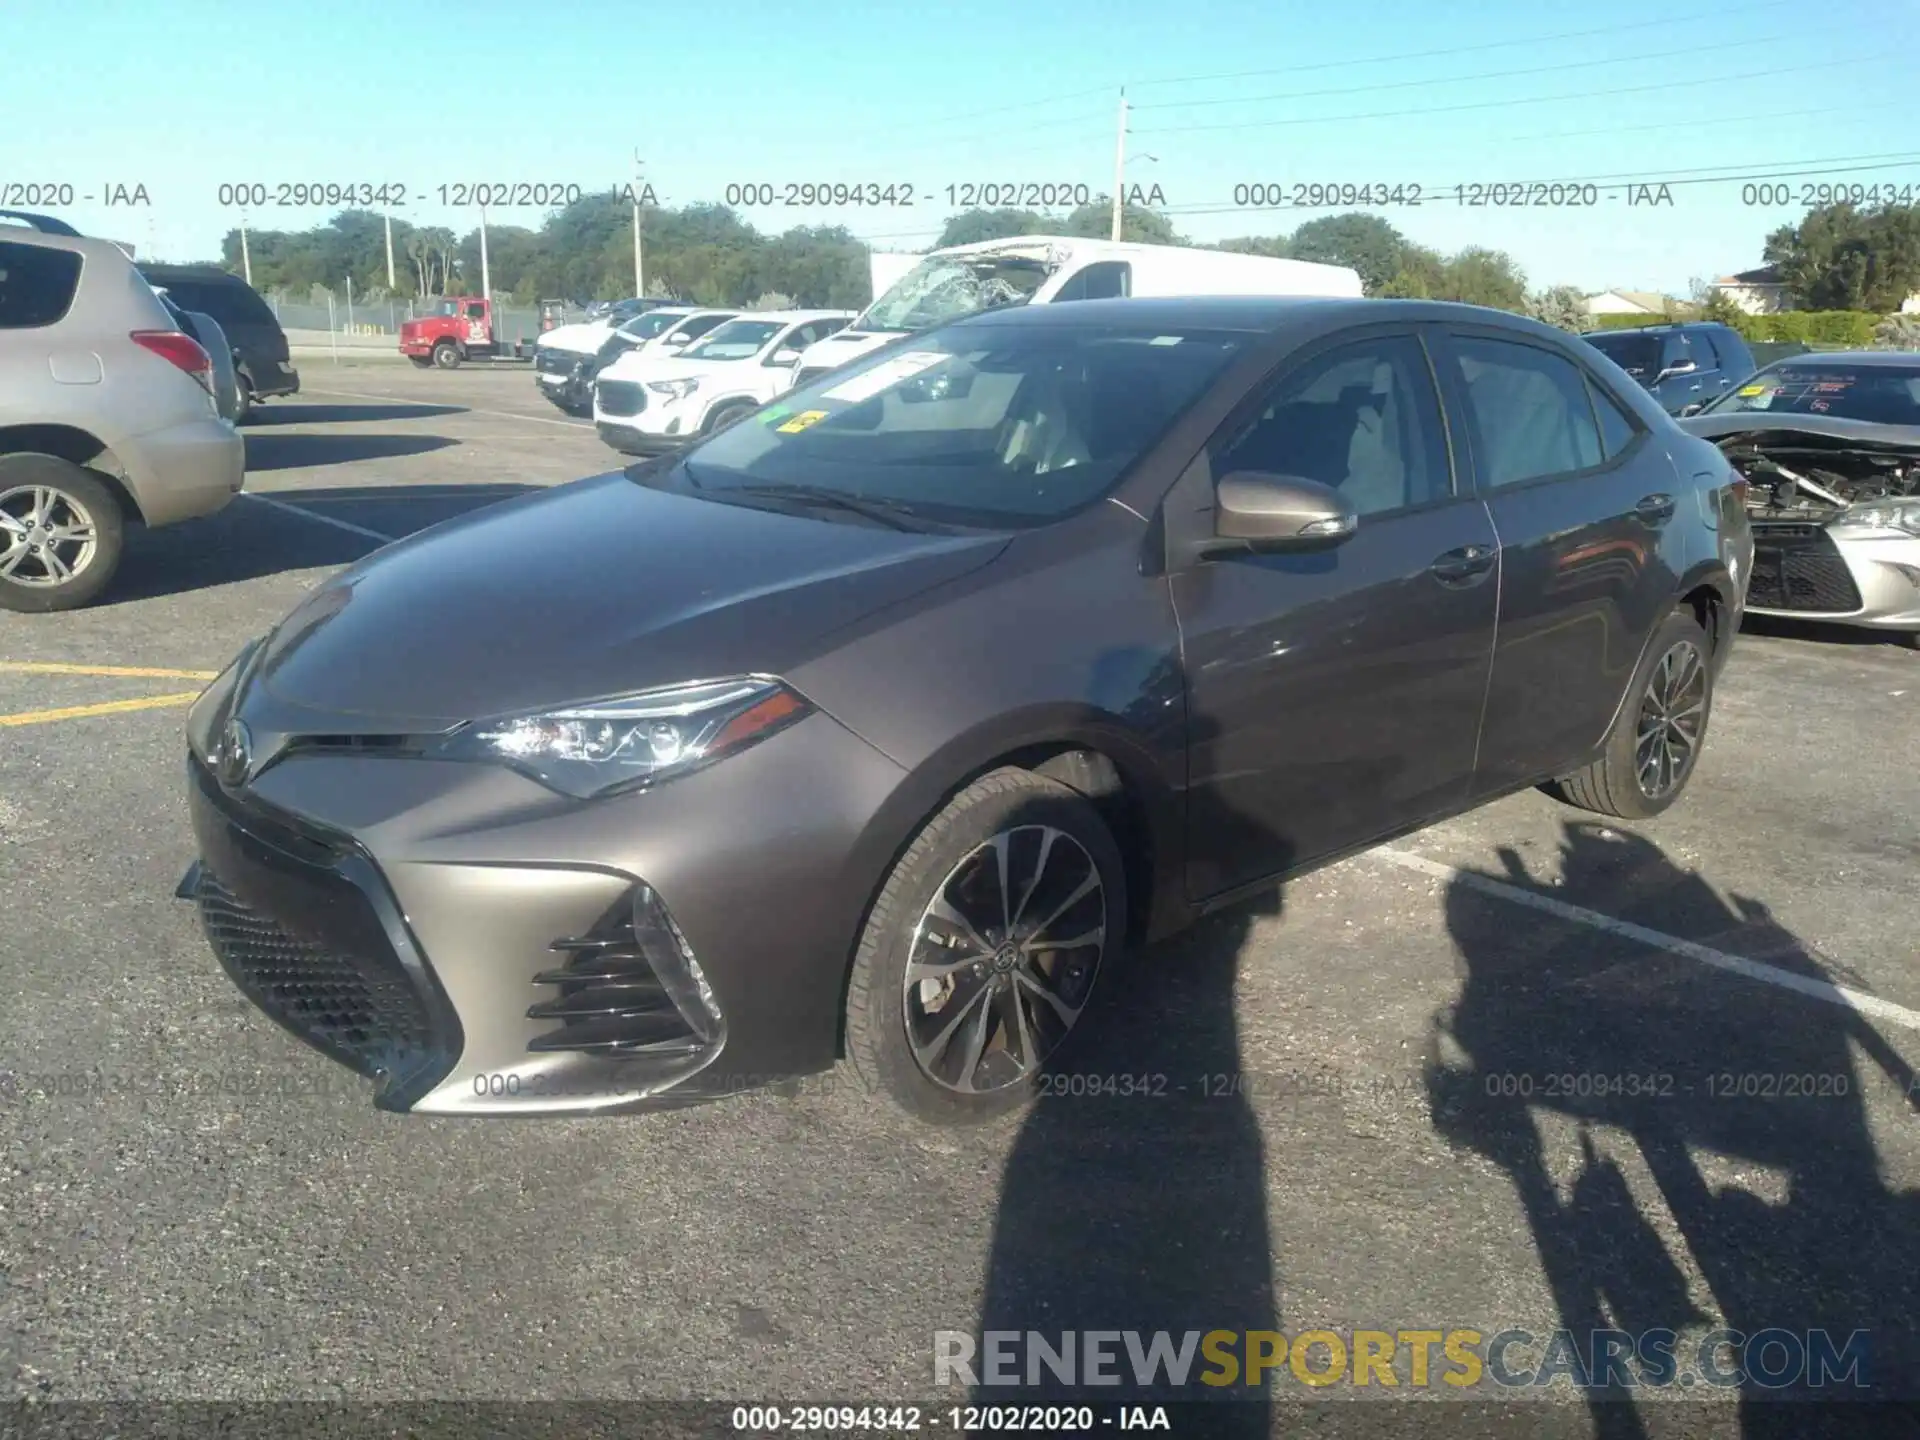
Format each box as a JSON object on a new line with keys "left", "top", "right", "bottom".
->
{"left": 263, "top": 288, "right": 581, "bottom": 354}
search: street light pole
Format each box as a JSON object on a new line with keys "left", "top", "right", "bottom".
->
{"left": 632, "top": 151, "right": 646, "bottom": 297}
{"left": 479, "top": 203, "right": 492, "bottom": 303}
{"left": 1111, "top": 89, "right": 1127, "bottom": 242}
{"left": 384, "top": 209, "right": 396, "bottom": 290}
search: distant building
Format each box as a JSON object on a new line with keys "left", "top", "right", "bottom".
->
{"left": 1583, "top": 289, "right": 1690, "bottom": 318}
{"left": 1711, "top": 264, "right": 1920, "bottom": 314}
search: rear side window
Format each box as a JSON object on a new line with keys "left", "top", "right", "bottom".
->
{"left": 1587, "top": 379, "right": 1640, "bottom": 459}
{"left": 1686, "top": 332, "right": 1720, "bottom": 370}
{"left": 144, "top": 276, "right": 278, "bottom": 330}
{"left": 0, "top": 242, "right": 83, "bottom": 328}
{"left": 1053, "top": 262, "right": 1133, "bottom": 303}
{"left": 1450, "top": 335, "right": 1604, "bottom": 488}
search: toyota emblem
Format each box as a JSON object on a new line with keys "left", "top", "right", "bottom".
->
{"left": 219, "top": 718, "right": 253, "bottom": 788}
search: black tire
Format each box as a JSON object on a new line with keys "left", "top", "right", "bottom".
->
{"left": 431, "top": 340, "right": 461, "bottom": 370}
{"left": 844, "top": 767, "right": 1126, "bottom": 1125}
{"left": 1541, "top": 608, "right": 1715, "bottom": 820}
{"left": 1897, "top": 630, "right": 1920, "bottom": 651}
{"left": 408, "top": 355, "right": 433, "bottom": 369}
{"left": 0, "top": 455, "right": 127, "bottom": 613}
{"left": 230, "top": 371, "right": 253, "bottom": 423}
{"left": 703, "top": 399, "right": 759, "bottom": 435}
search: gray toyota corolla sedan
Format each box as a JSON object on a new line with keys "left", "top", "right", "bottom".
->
{"left": 178, "top": 297, "right": 1752, "bottom": 1125}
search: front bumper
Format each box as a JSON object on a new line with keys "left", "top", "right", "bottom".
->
{"left": 1745, "top": 523, "right": 1920, "bottom": 630}
{"left": 177, "top": 706, "right": 909, "bottom": 1115}
{"left": 123, "top": 413, "right": 245, "bottom": 527}
{"left": 595, "top": 422, "right": 685, "bottom": 456}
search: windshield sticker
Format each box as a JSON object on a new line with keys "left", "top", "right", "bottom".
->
{"left": 776, "top": 409, "right": 830, "bottom": 434}
{"left": 759, "top": 404, "right": 795, "bottom": 425}
{"left": 1149, "top": 335, "right": 1184, "bottom": 346}
{"left": 820, "top": 351, "right": 950, "bottom": 404}
{"left": 1737, "top": 384, "right": 1767, "bottom": 396}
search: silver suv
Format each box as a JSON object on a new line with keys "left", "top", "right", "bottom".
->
{"left": 0, "top": 216, "right": 245, "bottom": 611}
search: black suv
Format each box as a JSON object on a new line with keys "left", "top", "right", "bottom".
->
{"left": 138, "top": 265, "right": 299, "bottom": 420}
{"left": 1580, "top": 322, "right": 1756, "bottom": 417}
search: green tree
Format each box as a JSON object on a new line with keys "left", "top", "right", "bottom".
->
{"left": 1765, "top": 202, "right": 1920, "bottom": 311}
{"left": 1379, "top": 242, "right": 1446, "bottom": 298}
{"left": 1436, "top": 247, "right": 1528, "bottom": 310}
{"left": 1526, "top": 285, "right": 1589, "bottom": 331}
{"left": 936, "top": 208, "right": 1051, "bottom": 247}
{"left": 1062, "top": 199, "right": 1180, "bottom": 245}
{"left": 1284, "top": 213, "right": 1409, "bottom": 294}
{"left": 1217, "top": 235, "right": 1291, "bottom": 258}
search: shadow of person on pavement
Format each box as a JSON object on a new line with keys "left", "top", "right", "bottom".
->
{"left": 1424, "top": 819, "right": 1920, "bottom": 1440}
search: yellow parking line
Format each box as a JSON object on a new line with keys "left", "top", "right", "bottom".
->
{"left": 0, "top": 662, "right": 219, "bottom": 680}
{"left": 0, "top": 692, "right": 202, "bottom": 727}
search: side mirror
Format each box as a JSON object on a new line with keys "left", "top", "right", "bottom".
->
{"left": 772, "top": 348, "right": 803, "bottom": 366}
{"left": 1656, "top": 358, "right": 1696, "bottom": 381}
{"left": 1204, "top": 472, "right": 1357, "bottom": 554}
{"left": 664, "top": 336, "right": 690, "bottom": 348}
{"left": 1677, "top": 401, "right": 1705, "bottom": 418}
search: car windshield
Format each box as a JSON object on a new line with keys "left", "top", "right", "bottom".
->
{"left": 423, "top": 300, "right": 460, "bottom": 318}
{"left": 1701, "top": 362, "right": 1920, "bottom": 425}
{"left": 860, "top": 252, "right": 1054, "bottom": 333}
{"left": 621, "top": 311, "right": 684, "bottom": 340}
{"left": 1582, "top": 332, "right": 1662, "bottom": 378}
{"left": 668, "top": 319, "right": 1250, "bottom": 529}
{"left": 682, "top": 319, "right": 785, "bottom": 360}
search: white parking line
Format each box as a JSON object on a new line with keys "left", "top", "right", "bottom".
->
{"left": 241, "top": 491, "right": 394, "bottom": 543}
{"left": 301, "top": 386, "right": 593, "bottom": 430}
{"left": 1375, "top": 845, "right": 1920, "bottom": 1034}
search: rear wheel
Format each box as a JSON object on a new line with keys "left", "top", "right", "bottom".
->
{"left": 844, "top": 768, "right": 1125, "bottom": 1124}
{"left": 1541, "top": 608, "right": 1714, "bottom": 819}
{"left": 0, "top": 456, "right": 126, "bottom": 613}
{"left": 230, "top": 372, "right": 253, "bottom": 423}
{"left": 431, "top": 340, "right": 461, "bottom": 369}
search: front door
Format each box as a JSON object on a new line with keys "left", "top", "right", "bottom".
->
{"left": 1172, "top": 328, "right": 1499, "bottom": 898}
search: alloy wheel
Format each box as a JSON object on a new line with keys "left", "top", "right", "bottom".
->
{"left": 1634, "top": 640, "right": 1707, "bottom": 799}
{"left": 0, "top": 484, "right": 98, "bottom": 589}
{"left": 903, "top": 825, "right": 1106, "bottom": 1095}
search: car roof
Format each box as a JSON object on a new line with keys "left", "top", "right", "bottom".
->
{"left": 1582, "top": 321, "right": 1734, "bottom": 336}
{"left": 0, "top": 224, "right": 134, "bottom": 267}
{"left": 1755, "top": 349, "right": 1920, "bottom": 367}
{"left": 721, "top": 309, "right": 856, "bottom": 324}
{"left": 952, "top": 294, "right": 1569, "bottom": 338}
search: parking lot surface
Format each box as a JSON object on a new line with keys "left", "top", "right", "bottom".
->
{"left": 3, "top": 363, "right": 1918, "bottom": 1430}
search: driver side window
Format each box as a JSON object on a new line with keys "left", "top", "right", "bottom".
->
{"left": 1214, "top": 334, "right": 1454, "bottom": 518}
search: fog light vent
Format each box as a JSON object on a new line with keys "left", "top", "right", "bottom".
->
{"left": 526, "top": 884, "right": 726, "bottom": 1068}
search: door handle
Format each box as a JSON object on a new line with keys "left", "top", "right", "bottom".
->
{"left": 1635, "top": 492, "right": 1677, "bottom": 522}
{"left": 1429, "top": 543, "right": 1496, "bottom": 585}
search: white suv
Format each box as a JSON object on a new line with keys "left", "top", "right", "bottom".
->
{"left": 592, "top": 310, "right": 854, "bottom": 455}
{"left": 0, "top": 217, "right": 244, "bottom": 611}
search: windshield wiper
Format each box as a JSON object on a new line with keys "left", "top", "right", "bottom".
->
{"left": 720, "top": 483, "right": 926, "bottom": 531}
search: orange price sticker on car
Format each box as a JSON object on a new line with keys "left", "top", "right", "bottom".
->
{"left": 776, "top": 409, "right": 830, "bottom": 433}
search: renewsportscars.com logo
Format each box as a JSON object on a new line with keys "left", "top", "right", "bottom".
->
{"left": 934, "top": 1327, "right": 1870, "bottom": 1391}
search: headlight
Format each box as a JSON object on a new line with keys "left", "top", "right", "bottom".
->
{"left": 1838, "top": 500, "right": 1920, "bottom": 536}
{"left": 426, "top": 677, "right": 812, "bottom": 798}
{"left": 648, "top": 377, "right": 700, "bottom": 399}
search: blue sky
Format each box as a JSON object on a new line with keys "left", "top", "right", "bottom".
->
{"left": 7, "top": 0, "right": 1918, "bottom": 294}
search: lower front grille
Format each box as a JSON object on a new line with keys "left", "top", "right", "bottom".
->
{"left": 186, "top": 755, "right": 460, "bottom": 1106}
{"left": 1748, "top": 526, "right": 1864, "bottom": 613}
{"left": 536, "top": 348, "right": 579, "bottom": 375}
{"left": 196, "top": 866, "right": 434, "bottom": 1080}
{"left": 596, "top": 379, "right": 646, "bottom": 417}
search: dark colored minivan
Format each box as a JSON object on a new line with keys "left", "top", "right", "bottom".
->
{"left": 138, "top": 265, "right": 299, "bottom": 418}
{"left": 1580, "top": 322, "right": 1756, "bottom": 417}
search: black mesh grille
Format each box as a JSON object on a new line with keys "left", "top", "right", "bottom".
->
{"left": 596, "top": 380, "right": 646, "bottom": 417}
{"left": 186, "top": 755, "right": 458, "bottom": 1102}
{"left": 196, "top": 867, "right": 433, "bottom": 1079}
{"left": 1749, "top": 526, "right": 1863, "bottom": 613}
{"left": 536, "top": 347, "right": 580, "bottom": 375}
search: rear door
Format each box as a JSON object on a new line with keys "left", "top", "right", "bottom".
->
{"left": 1431, "top": 324, "right": 1682, "bottom": 795}
{"left": 1684, "top": 329, "right": 1726, "bottom": 405}
{"left": 1172, "top": 325, "right": 1500, "bottom": 896}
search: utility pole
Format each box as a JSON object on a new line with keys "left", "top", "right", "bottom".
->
{"left": 239, "top": 218, "right": 253, "bottom": 286}
{"left": 632, "top": 151, "right": 646, "bottom": 297}
{"left": 383, "top": 209, "right": 397, "bottom": 290}
{"left": 1110, "top": 88, "right": 1127, "bottom": 242}
{"left": 479, "top": 202, "right": 492, "bottom": 303}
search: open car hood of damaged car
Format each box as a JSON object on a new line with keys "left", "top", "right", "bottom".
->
{"left": 1678, "top": 411, "right": 1920, "bottom": 452}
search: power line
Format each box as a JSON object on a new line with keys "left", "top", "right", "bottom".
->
{"left": 1128, "top": 34, "right": 1782, "bottom": 112}
{"left": 1132, "top": 56, "right": 1864, "bottom": 135}
{"left": 1121, "top": 0, "right": 1801, "bottom": 91}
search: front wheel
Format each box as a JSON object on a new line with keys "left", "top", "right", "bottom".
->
{"left": 1541, "top": 608, "right": 1715, "bottom": 819}
{"left": 0, "top": 455, "right": 126, "bottom": 613}
{"left": 844, "top": 768, "right": 1126, "bottom": 1124}
{"left": 702, "top": 399, "right": 759, "bottom": 435}
{"left": 431, "top": 340, "right": 461, "bottom": 370}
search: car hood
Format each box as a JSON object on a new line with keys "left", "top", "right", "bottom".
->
{"left": 1676, "top": 411, "right": 1920, "bottom": 451}
{"left": 539, "top": 320, "right": 613, "bottom": 355}
{"left": 247, "top": 472, "right": 1009, "bottom": 728}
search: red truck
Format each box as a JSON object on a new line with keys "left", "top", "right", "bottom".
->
{"left": 398, "top": 296, "right": 534, "bottom": 368}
